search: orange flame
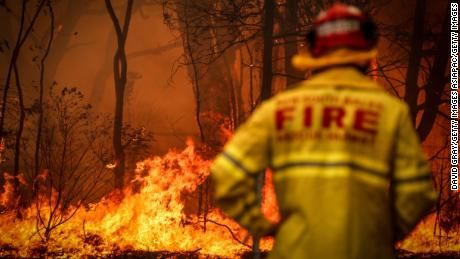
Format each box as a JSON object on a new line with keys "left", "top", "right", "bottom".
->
{"left": 0, "top": 139, "right": 275, "bottom": 257}
{"left": 261, "top": 170, "right": 281, "bottom": 224}
{"left": 2, "top": 137, "right": 454, "bottom": 257}
{"left": 398, "top": 213, "right": 460, "bottom": 253}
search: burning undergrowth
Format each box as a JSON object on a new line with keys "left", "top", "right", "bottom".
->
{"left": 0, "top": 139, "right": 274, "bottom": 258}
{"left": 0, "top": 138, "right": 459, "bottom": 258}
{"left": 398, "top": 213, "right": 460, "bottom": 255}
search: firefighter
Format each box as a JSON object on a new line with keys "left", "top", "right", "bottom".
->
{"left": 210, "top": 3, "right": 438, "bottom": 259}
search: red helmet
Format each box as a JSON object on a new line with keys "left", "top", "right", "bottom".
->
{"left": 307, "top": 3, "right": 378, "bottom": 57}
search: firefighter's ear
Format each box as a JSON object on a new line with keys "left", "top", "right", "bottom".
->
{"left": 306, "top": 30, "right": 316, "bottom": 49}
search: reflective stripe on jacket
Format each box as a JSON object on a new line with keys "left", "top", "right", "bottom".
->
{"left": 210, "top": 66, "right": 438, "bottom": 259}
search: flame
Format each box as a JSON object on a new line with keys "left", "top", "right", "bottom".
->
{"left": 0, "top": 138, "right": 275, "bottom": 257}
{"left": 370, "top": 58, "right": 378, "bottom": 82}
{"left": 0, "top": 138, "right": 6, "bottom": 164}
{"left": 105, "top": 162, "right": 117, "bottom": 169}
{"left": 261, "top": 170, "right": 281, "bottom": 224}
{"left": 0, "top": 173, "right": 17, "bottom": 208}
{"left": 2, "top": 136, "right": 455, "bottom": 257}
{"left": 398, "top": 213, "right": 460, "bottom": 253}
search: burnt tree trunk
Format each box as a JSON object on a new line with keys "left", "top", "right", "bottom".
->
{"left": 35, "top": 0, "right": 55, "bottom": 182}
{"left": 1, "top": 0, "right": 45, "bottom": 203}
{"left": 0, "top": 0, "right": 45, "bottom": 139}
{"left": 415, "top": 5, "right": 450, "bottom": 141}
{"left": 283, "top": 0, "right": 303, "bottom": 87}
{"left": 89, "top": 2, "right": 143, "bottom": 109}
{"left": 254, "top": 0, "right": 275, "bottom": 257}
{"left": 183, "top": 0, "right": 205, "bottom": 143}
{"left": 404, "top": 0, "right": 425, "bottom": 124}
{"left": 0, "top": 1, "right": 25, "bottom": 140}
{"left": 403, "top": 0, "right": 449, "bottom": 141}
{"left": 260, "top": 0, "right": 275, "bottom": 101}
{"left": 105, "top": 0, "right": 134, "bottom": 190}
{"left": 12, "top": 64, "right": 23, "bottom": 200}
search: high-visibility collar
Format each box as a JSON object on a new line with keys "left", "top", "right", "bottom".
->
{"left": 298, "top": 66, "right": 383, "bottom": 91}
{"left": 292, "top": 48, "right": 377, "bottom": 70}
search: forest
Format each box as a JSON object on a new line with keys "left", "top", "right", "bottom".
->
{"left": 0, "top": 0, "right": 458, "bottom": 258}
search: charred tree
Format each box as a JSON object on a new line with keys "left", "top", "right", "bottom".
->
{"left": 182, "top": 0, "right": 205, "bottom": 143}
{"left": 404, "top": 0, "right": 426, "bottom": 124}
{"left": 283, "top": 0, "right": 304, "bottom": 87}
{"left": 0, "top": 0, "right": 25, "bottom": 141}
{"left": 35, "top": 0, "right": 55, "bottom": 183}
{"left": 414, "top": 5, "right": 449, "bottom": 141}
{"left": 89, "top": 2, "right": 144, "bottom": 109}
{"left": 105, "top": 0, "right": 134, "bottom": 190}
{"left": 0, "top": 0, "right": 46, "bottom": 202}
{"left": 164, "top": 0, "right": 263, "bottom": 148}
{"left": 12, "top": 63, "right": 23, "bottom": 202}
{"left": 0, "top": 0, "right": 45, "bottom": 142}
{"left": 254, "top": 0, "right": 275, "bottom": 256}
{"left": 260, "top": 0, "right": 275, "bottom": 101}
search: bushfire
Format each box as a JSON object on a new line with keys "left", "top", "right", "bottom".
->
{"left": 0, "top": 139, "right": 457, "bottom": 258}
{"left": 0, "top": 139, "right": 277, "bottom": 258}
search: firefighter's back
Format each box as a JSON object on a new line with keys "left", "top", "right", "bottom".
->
{"left": 268, "top": 66, "right": 402, "bottom": 259}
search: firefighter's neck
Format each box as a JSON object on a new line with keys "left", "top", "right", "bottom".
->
{"left": 312, "top": 63, "right": 369, "bottom": 75}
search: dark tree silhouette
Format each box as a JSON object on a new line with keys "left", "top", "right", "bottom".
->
{"left": 260, "top": 0, "right": 275, "bottom": 101}
{"left": 0, "top": 0, "right": 45, "bottom": 137}
{"left": 35, "top": 0, "right": 55, "bottom": 184}
{"left": 282, "top": 0, "right": 304, "bottom": 87}
{"left": 0, "top": 0, "right": 47, "bottom": 198}
{"left": 105, "top": 0, "right": 134, "bottom": 190}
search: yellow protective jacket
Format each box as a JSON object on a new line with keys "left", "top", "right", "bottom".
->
{"left": 210, "top": 66, "right": 438, "bottom": 259}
